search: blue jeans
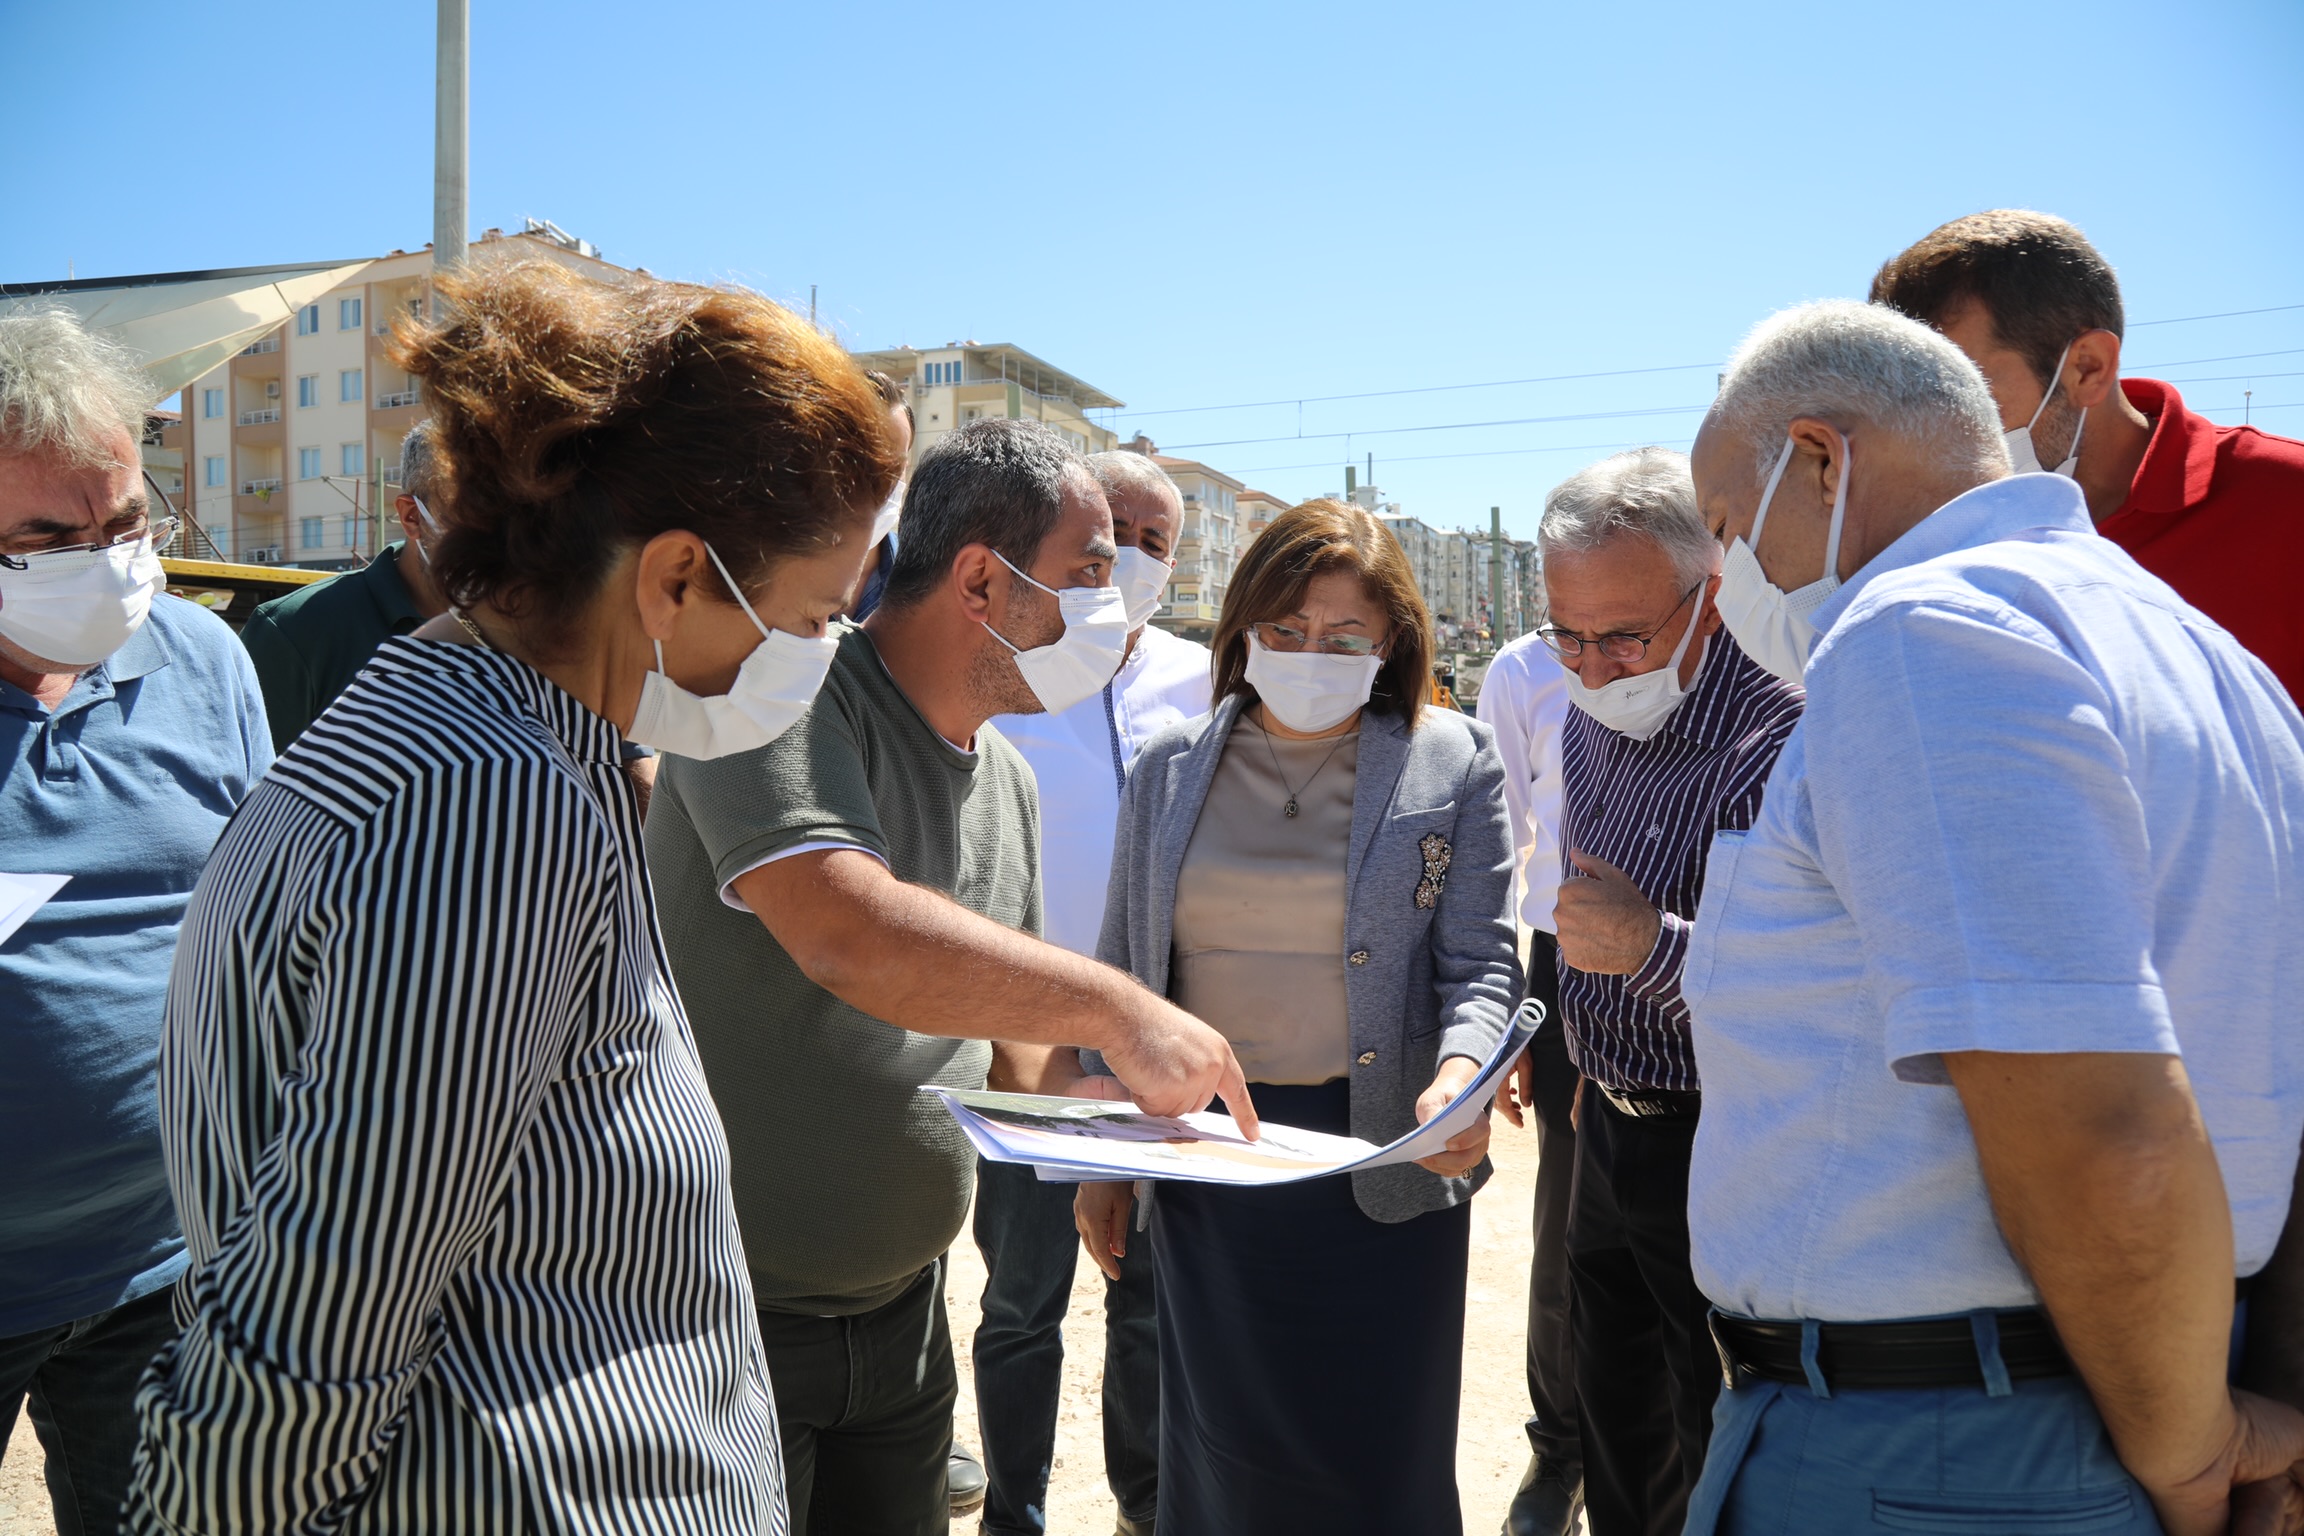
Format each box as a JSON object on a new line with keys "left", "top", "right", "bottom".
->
{"left": 970, "top": 1160, "right": 1158, "bottom": 1534}
{"left": 0, "top": 1286, "right": 180, "bottom": 1536}
{"left": 1685, "top": 1355, "right": 2162, "bottom": 1535}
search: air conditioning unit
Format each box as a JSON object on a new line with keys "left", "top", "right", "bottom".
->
{"left": 265, "top": 380, "right": 281, "bottom": 399}
{"left": 248, "top": 546, "right": 280, "bottom": 564}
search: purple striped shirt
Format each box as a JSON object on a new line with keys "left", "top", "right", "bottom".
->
{"left": 1557, "top": 634, "right": 1804, "bottom": 1092}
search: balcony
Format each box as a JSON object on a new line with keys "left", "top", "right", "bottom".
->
{"left": 237, "top": 407, "right": 280, "bottom": 426}
{"left": 375, "top": 388, "right": 420, "bottom": 409}
{"left": 240, "top": 477, "right": 282, "bottom": 496}
{"left": 240, "top": 337, "right": 280, "bottom": 356}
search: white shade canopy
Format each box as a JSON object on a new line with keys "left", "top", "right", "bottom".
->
{"left": 2, "top": 260, "right": 375, "bottom": 404}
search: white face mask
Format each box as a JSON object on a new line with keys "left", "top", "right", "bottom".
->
{"left": 1244, "top": 628, "right": 1383, "bottom": 734}
{"left": 625, "top": 543, "right": 840, "bottom": 760}
{"left": 869, "top": 481, "right": 906, "bottom": 551}
{"left": 1563, "top": 584, "right": 1708, "bottom": 742}
{"left": 982, "top": 550, "right": 1129, "bottom": 714}
{"left": 2003, "top": 340, "right": 2084, "bottom": 477}
{"left": 1714, "top": 434, "right": 1849, "bottom": 686}
{"left": 0, "top": 530, "right": 167, "bottom": 668}
{"left": 1113, "top": 546, "right": 1174, "bottom": 632}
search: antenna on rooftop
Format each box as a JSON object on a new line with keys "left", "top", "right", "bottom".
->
{"left": 810, "top": 285, "right": 818, "bottom": 329}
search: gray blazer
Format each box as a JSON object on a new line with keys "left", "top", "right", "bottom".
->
{"left": 1093, "top": 692, "right": 1522, "bottom": 1222}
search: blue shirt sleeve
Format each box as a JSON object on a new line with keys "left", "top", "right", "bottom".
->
{"left": 1802, "top": 596, "right": 2176, "bottom": 1083}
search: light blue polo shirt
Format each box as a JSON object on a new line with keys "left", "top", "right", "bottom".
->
{"left": 0, "top": 594, "right": 271, "bottom": 1336}
{"left": 1685, "top": 474, "right": 2304, "bottom": 1323}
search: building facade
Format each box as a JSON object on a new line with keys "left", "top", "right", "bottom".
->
{"left": 162, "top": 223, "right": 627, "bottom": 568}
{"left": 850, "top": 343, "right": 1121, "bottom": 471}
{"left": 1236, "top": 488, "right": 1288, "bottom": 550}
{"left": 1151, "top": 454, "right": 1247, "bottom": 635}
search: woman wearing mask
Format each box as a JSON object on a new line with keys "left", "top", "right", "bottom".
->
{"left": 126, "top": 263, "right": 903, "bottom": 1536}
{"left": 1075, "top": 499, "right": 1521, "bottom": 1536}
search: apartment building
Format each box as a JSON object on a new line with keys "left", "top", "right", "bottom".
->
{"left": 162, "top": 222, "right": 627, "bottom": 567}
{"left": 1465, "top": 532, "right": 1544, "bottom": 641}
{"left": 850, "top": 343, "right": 1121, "bottom": 473}
{"left": 1237, "top": 488, "right": 1288, "bottom": 548}
{"left": 1150, "top": 454, "right": 1247, "bottom": 637}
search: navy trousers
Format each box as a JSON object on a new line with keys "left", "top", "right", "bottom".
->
{"left": 0, "top": 1285, "right": 179, "bottom": 1536}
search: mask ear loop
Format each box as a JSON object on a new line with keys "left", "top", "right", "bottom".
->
{"left": 1750, "top": 439, "right": 1796, "bottom": 553}
{"left": 1820, "top": 433, "right": 1851, "bottom": 586}
{"left": 2023, "top": 341, "right": 2076, "bottom": 435}
{"left": 702, "top": 543, "right": 774, "bottom": 642}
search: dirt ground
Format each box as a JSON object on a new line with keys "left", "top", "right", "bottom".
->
{"left": 0, "top": 1122, "right": 1550, "bottom": 1536}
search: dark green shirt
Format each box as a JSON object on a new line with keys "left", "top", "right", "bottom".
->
{"left": 239, "top": 543, "right": 426, "bottom": 752}
{"left": 646, "top": 623, "right": 1041, "bottom": 1314}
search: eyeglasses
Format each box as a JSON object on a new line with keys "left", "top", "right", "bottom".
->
{"left": 1536, "top": 582, "right": 1699, "bottom": 664}
{"left": 1252, "top": 621, "right": 1385, "bottom": 659}
{"left": 0, "top": 514, "right": 179, "bottom": 565}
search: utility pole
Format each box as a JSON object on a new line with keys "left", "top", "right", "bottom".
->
{"left": 1489, "top": 506, "right": 1504, "bottom": 643}
{"left": 810, "top": 284, "right": 818, "bottom": 329}
{"left": 433, "top": 0, "right": 469, "bottom": 294}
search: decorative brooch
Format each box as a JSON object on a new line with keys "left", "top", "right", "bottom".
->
{"left": 1415, "top": 832, "right": 1453, "bottom": 910}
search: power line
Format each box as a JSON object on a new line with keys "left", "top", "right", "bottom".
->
{"left": 1113, "top": 304, "right": 2303, "bottom": 425}
{"left": 1162, "top": 403, "right": 1710, "bottom": 454}
{"left": 1118, "top": 361, "right": 1722, "bottom": 420}
{"left": 2129, "top": 303, "right": 2304, "bottom": 328}
{"left": 1228, "top": 437, "right": 1692, "bottom": 476}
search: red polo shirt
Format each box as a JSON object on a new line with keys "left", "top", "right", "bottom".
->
{"left": 2099, "top": 377, "right": 2304, "bottom": 703}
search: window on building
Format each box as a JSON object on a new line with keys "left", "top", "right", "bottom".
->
{"left": 297, "top": 375, "right": 319, "bottom": 409}
{"left": 342, "top": 442, "right": 365, "bottom": 476}
{"left": 342, "top": 515, "right": 359, "bottom": 547}
{"left": 203, "top": 455, "right": 225, "bottom": 488}
{"left": 339, "top": 297, "right": 363, "bottom": 331}
{"left": 300, "top": 517, "right": 323, "bottom": 548}
{"left": 202, "top": 387, "right": 223, "bottom": 419}
{"left": 340, "top": 369, "right": 363, "bottom": 403}
{"left": 298, "top": 447, "right": 322, "bottom": 480}
{"left": 296, "top": 305, "right": 320, "bottom": 336}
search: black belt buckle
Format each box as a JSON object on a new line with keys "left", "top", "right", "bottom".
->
{"left": 1601, "top": 1085, "right": 1701, "bottom": 1120}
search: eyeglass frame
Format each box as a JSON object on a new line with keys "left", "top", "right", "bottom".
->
{"left": 0, "top": 513, "right": 180, "bottom": 566}
{"left": 1535, "top": 581, "right": 1702, "bottom": 664}
{"left": 1250, "top": 620, "right": 1388, "bottom": 659}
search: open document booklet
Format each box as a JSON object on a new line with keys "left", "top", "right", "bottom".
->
{"left": 924, "top": 999, "right": 1544, "bottom": 1186}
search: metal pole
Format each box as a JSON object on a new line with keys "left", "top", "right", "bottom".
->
{"left": 433, "top": 0, "right": 469, "bottom": 291}
{"left": 1490, "top": 505, "right": 1504, "bottom": 641}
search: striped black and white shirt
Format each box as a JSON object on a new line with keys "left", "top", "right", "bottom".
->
{"left": 127, "top": 636, "right": 782, "bottom": 1536}
{"left": 1558, "top": 634, "right": 1803, "bottom": 1093}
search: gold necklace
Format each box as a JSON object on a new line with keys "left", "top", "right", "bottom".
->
{"left": 450, "top": 609, "right": 496, "bottom": 650}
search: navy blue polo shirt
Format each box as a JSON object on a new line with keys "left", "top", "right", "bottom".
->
{"left": 0, "top": 594, "right": 271, "bottom": 1335}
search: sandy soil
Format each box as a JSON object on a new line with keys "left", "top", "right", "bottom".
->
{"left": 0, "top": 1122, "right": 1550, "bottom": 1536}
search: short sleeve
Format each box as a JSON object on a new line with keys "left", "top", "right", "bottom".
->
{"left": 1803, "top": 598, "right": 2175, "bottom": 1083}
{"left": 662, "top": 676, "right": 888, "bottom": 895}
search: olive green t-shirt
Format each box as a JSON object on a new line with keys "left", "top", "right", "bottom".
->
{"left": 647, "top": 622, "right": 1040, "bottom": 1315}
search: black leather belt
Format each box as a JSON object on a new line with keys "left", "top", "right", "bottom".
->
{"left": 1709, "top": 1309, "right": 2072, "bottom": 1392}
{"left": 1598, "top": 1085, "right": 1701, "bottom": 1120}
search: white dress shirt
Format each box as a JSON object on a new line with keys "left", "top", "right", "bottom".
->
{"left": 1685, "top": 473, "right": 2304, "bottom": 1322}
{"left": 1476, "top": 634, "right": 1571, "bottom": 934}
{"left": 992, "top": 625, "right": 1212, "bottom": 955}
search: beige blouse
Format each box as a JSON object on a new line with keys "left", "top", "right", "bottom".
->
{"left": 1171, "top": 714, "right": 1359, "bottom": 1085}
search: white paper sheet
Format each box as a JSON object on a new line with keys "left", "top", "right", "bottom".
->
{"left": 0, "top": 872, "right": 70, "bottom": 948}
{"left": 926, "top": 999, "right": 1543, "bottom": 1186}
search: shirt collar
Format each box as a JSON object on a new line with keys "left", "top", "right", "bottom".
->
{"left": 1811, "top": 473, "right": 2091, "bottom": 639}
{"left": 1654, "top": 631, "right": 1746, "bottom": 748}
{"left": 2112, "top": 377, "right": 2218, "bottom": 518}
{"left": 0, "top": 603, "right": 173, "bottom": 717}
{"left": 359, "top": 542, "right": 426, "bottom": 630}
{"left": 367, "top": 634, "right": 626, "bottom": 766}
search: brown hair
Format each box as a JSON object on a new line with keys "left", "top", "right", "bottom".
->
{"left": 863, "top": 368, "right": 915, "bottom": 433}
{"left": 1212, "top": 498, "right": 1434, "bottom": 731}
{"left": 390, "top": 261, "right": 903, "bottom": 652}
{"left": 1869, "top": 210, "right": 2124, "bottom": 395}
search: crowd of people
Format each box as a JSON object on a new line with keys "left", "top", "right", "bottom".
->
{"left": 0, "top": 207, "right": 2299, "bottom": 1536}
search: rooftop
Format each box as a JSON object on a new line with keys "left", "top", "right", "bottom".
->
{"left": 854, "top": 342, "right": 1124, "bottom": 412}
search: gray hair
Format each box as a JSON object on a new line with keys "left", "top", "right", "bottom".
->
{"left": 1538, "top": 447, "right": 1718, "bottom": 589}
{"left": 881, "top": 418, "right": 1091, "bottom": 609}
{"left": 1087, "top": 449, "right": 1181, "bottom": 514}
{"left": 0, "top": 304, "right": 154, "bottom": 469}
{"left": 398, "top": 417, "right": 442, "bottom": 503}
{"left": 1710, "top": 300, "right": 2008, "bottom": 487}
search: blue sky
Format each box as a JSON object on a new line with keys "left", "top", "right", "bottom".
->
{"left": 5, "top": 0, "right": 2299, "bottom": 538}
